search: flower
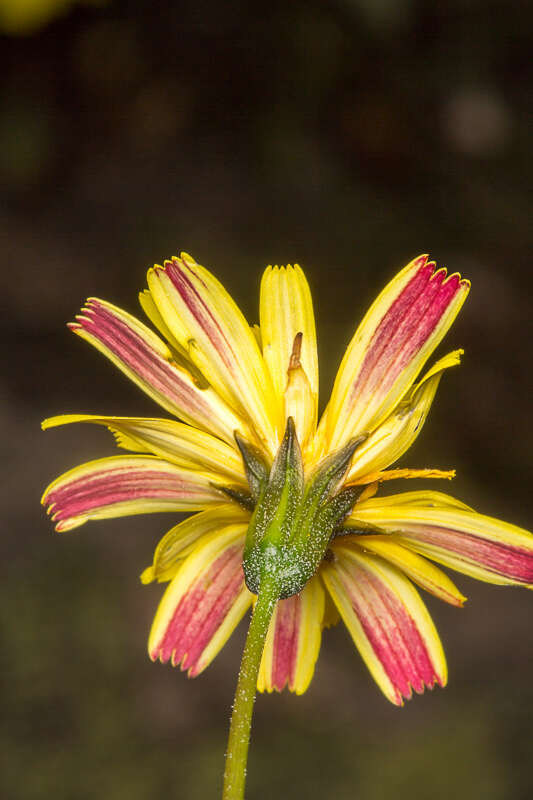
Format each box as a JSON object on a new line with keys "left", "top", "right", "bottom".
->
{"left": 0, "top": 0, "right": 91, "bottom": 36}
{"left": 42, "top": 252, "right": 533, "bottom": 706}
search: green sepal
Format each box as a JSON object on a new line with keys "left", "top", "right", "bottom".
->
{"left": 290, "top": 485, "right": 363, "bottom": 589}
{"left": 234, "top": 432, "right": 270, "bottom": 502}
{"left": 261, "top": 416, "right": 304, "bottom": 546}
{"left": 305, "top": 433, "right": 367, "bottom": 502}
{"left": 333, "top": 519, "right": 390, "bottom": 537}
{"left": 317, "top": 485, "right": 363, "bottom": 534}
{"left": 243, "top": 418, "right": 304, "bottom": 595}
{"left": 264, "top": 417, "right": 304, "bottom": 502}
{"left": 289, "top": 434, "right": 367, "bottom": 552}
{"left": 216, "top": 485, "right": 256, "bottom": 512}
{"left": 239, "top": 422, "right": 370, "bottom": 599}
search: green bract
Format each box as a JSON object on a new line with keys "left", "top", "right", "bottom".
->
{"left": 239, "top": 418, "right": 366, "bottom": 598}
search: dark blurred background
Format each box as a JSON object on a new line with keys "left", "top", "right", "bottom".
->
{"left": 2, "top": 1, "right": 532, "bottom": 798}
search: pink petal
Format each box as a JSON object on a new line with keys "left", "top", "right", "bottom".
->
{"left": 149, "top": 537, "right": 251, "bottom": 676}
{"left": 400, "top": 524, "right": 533, "bottom": 585}
{"left": 42, "top": 456, "right": 222, "bottom": 531}
{"left": 327, "top": 256, "right": 470, "bottom": 451}
{"left": 323, "top": 548, "right": 446, "bottom": 705}
{"left": 353, "top": 496, "right": 533, "bottom": 586}
{"left": 269, "top": 594, "right": 302, "bottom": 691}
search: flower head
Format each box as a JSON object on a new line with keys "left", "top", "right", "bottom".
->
{"left": 42, "top": 252, "right": 533, "bottom": 705}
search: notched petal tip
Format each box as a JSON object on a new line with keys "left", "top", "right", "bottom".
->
{"left": 55, "top": 517, "right": 86, "bottom": 533}
{"left": 418, "top": 256, "right": 469, "bottom": 289}
{"left": 395, "top": 670, "right": 447, "bottom": 705}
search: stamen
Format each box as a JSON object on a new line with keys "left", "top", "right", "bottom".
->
{"left": 289, "top": 332, "right": 303, "bottom": 370}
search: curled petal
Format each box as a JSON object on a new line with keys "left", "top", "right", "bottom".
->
{"left": 326, "top": 255, "right": 470, "bottom": 451}
{"left": 69, "top": 298, "right": 245, "bottom": 445}
{"left": 138, "top": 289, "right": 188, "bottom": 356}
{"left": 284, "top": 334, "right": 317, "bottom": 449}
{"left": 42, "top": 414, "right": 246, "bottom": 485}
{"left": 352, "top": 493, "right": 533, "bottom": 586}
{"left": 141, "top": 507, "right": 249, "bottom": 584}
{"left": 352, "top": 468, "right": 455, "bottom": 485}
{"left": 355, "top": 490, "right": 473, "bottom": 512}
{"left": 146, "top": 253, "right": 280, "bottom": 454}
{"left": 260, "top": 265, "right": 319, "bottom": 434}
{"left": 322, "top": 547, "right": 447, "bottom": 705}
{"left": 148, "top": 526, "right": 252, "bottom": 676}
{"left": 346, "top": 350, "right": 463, "bottom": 482}
{"left": 257, "top": 577, "right": 325, "bottom": 695}
{"left": 41, "top": 456, "right": 224, "bottom": 532}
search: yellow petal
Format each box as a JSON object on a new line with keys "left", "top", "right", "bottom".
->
{"left": 355, "top": 489, "right": 473, "bottom": 512}
{"left": 251, "top": 323, "right": 262, "bottom": 350}
{"left": 141, "top": 506, "right": 249, "bottom": 584}
{"left": 284, "top": 333, "right": 317, "bottom": 449}
{"left": 146, "top": 253, "right": 281, "bottom": 455}
{"left": 139, "top": 289, "right": 188, "bottom": 355}
{"left": 257, "top": 576, "right": 325, "bottom": 695}
{"left": 260, "top": 265, "right": 318, "bottom": 437}
{"left": 322, "top": 547, "right": 447, "bottom": 705}
{"left": 41, "top": 455, "right": 224, "bottom": 532}
{"left": 325, "top": 255, "right": 470, "bottom": 452}
{"left": 346, "top": 350, "right": 463, "bottom": 482}
{"left": 352, "top": 468, "right": 456, "bottom": 485}
{"left": 148, "top": 524, "right": 252, "bottom": 676}
{"left": 42, "top": 414, "right": 246, "bottom": 485}
{"left": 321, "top": 590, "right": 341, "bottom": 629}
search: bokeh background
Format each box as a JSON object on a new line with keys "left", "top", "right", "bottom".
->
{"left": 2, "top": 1, "right": 532, "bottom": 798}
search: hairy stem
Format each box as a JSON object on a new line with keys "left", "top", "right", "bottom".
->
{"left": 222, "top": 574, "right": 279, "bottom": 800}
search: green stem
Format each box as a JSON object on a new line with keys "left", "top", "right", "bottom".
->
{"left": 222, "top": 574, "right": 280, "bottom": 800}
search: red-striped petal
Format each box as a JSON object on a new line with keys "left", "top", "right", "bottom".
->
{"left": 148, "top": 526, "right": 252, "bottom": 676}
{"left": 41, "top": 455, "right": 223, "bottom": 531}
{"left": 258, "top": 577, "right": 325, "bottom": 694}
{"left": 326, "top": 256, "right": 470, "bottom": 451}
{"left": 322, "top": 547, "right": 447, "bottom": 705}
{"left": 352, "top": 494, "right": 533, "bottom": 587}
{"left": 147, "top": 254, "right": 281, "bottom": 454}
{"left": 70, "top": 298, "right": 245, "bottom": 445}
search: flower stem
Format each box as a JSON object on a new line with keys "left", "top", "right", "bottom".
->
{"left": 222, "top": 573, "right": 280, "bottom": 800}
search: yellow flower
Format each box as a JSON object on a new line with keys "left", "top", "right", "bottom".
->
{"left": 0, "top": 0, "right": 94, "bottom": 36}
{"left": 42, "top": 253, "right": 533, "bottom": 706}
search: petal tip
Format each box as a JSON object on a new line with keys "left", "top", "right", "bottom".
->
{"left": 55, "top": 518, "right": 83, "bottom": 532}
{"left": 140, "top": 566, "right": 155, "bottom": 585}
{"left": 413, "top": 254, "right": 429, "bottom": 268}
